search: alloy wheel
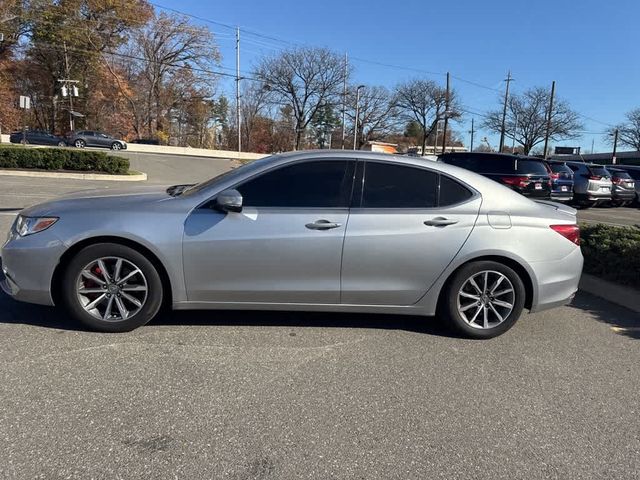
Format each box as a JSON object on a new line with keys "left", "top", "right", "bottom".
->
{"left": 76, "top": 256, "right": 148, "bottom": 322}
{"left": 456, "top": 270, "right": 515, "bottom": 329}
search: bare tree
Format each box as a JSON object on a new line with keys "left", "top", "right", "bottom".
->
{"left": 608, "top": 108, "right": 640, "bottom": 151}
{"left": 255, "top": 47, "right": 347, "bottom": 150}
{"left": 394, "top": 79, "right": 460, "bottom": 154}
{"left": 241, "top": 82, "right": 271, "bottom": 151}
{"left": 135, "top": 12, "right": 220, "bottom": 138}
{"left": 483, "top": 86, "right": 583, "bottom": 155}
{"left": 346, "top": 85, "right": 397, "bottom": 149}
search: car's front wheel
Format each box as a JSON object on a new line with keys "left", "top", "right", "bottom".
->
{"left": 61, "top": 243, "right": 163, "bottom": 332}
{"left": 441, "top": 261, "right": 526, "bottom": 339}
{"left": 111, "top": 142, "right": 122, "bottom": 150}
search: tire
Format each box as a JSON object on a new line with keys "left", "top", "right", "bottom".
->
{"left": 111, "top": 142, "right": 122, "bottom": 150}
{"left": 57, "top": 141, "right": 66, "bottom": 147}
{"left": 74, "top": 139, "right": 85, "bottom": 148}
{"left": 440, "top": 261, "right": 526, "bottom": 339}
{"left": 61, "top": 243, "right": 164, "bottom": 332}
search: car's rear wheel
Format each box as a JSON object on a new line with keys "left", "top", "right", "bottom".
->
{"left": 441, "top": 261, "right": 526, "bottom": 339}
{"left": 57, "top": 141, "right": 66, "bottom": 147}
{"left": 61, "top": 243, "right": 163, "bottom": 332}
{"left": 74, "top": 139, "right": 85, "bottom": 148}
{"left": 111, "top": 142, "right": 122, "bottom": 150}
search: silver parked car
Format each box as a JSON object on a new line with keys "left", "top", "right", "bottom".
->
{"left": 564, "top": 161, "right": 612, "bottom": 207}
{"left": 1, "top": 151, "right": 583, "bottom": 339}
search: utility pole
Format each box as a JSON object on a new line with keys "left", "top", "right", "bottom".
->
{"left": 498, "top": 71, "right": 513, "bottom": 152}
{"left": 441, "top": 72, "right": 450, "bottom": 154}
{"left": 353, "top": 85, "right": 364, "bottom": 151}
{"left": 468, "top": 117, "right": 475, "bottom": 151}
{"left": 511, "top": 111, "right": 518, "bottom": 153}
{"left": 611, "top": 128, "right": 619, "bottom": 164}
{"left": 341, "top": 52, "right": 348, "bottom": 149}
{"left": 57, "top": 42, "right": 80, "bottom": 132}
{"left": 64, "top": 42, "right": 74, "bottom": 131}
{"left": 591, "top": 138, "right": 595, "bottom": 154}
{"left": 236, "top": 26, "right": 241, "bottom": 154}
{"left": 542, "top": 80, "right": 555, "bottom": 159}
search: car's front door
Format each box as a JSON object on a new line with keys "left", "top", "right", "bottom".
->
{"left": 341, "top": 161, "right": 481, "bottom": 306}
{"left": 182, "top": 159, "right": 355, "bottom": 304}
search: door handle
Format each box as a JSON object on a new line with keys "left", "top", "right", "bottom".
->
{"left": 424, "top": 217, "right": 459, "bottom": 227}
{"left": 305, "top": 219, "right": 342, "bottom": 230}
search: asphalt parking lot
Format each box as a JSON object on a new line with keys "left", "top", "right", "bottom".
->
{"left": 1, "top": 153, "right": 639, "bottom": 479}
{"left": 577, "top": 204, "right": 640, "bottom": 227}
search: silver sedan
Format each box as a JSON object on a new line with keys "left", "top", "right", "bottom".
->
{"left": 1, "top": 151, "right": 583, "bottom": 338}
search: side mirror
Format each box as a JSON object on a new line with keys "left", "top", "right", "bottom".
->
{"left": 215, "top": 189, "right": 243, "bottom": 213}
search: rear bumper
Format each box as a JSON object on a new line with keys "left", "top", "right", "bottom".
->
{"left": 550, "top": 192, "right": 573, "bottom": 201}
{"left": 529, "top": 247, "right": 583, "bottom": 313}
{"left": 611, "top": 191, "right": 635, "bottom": 201}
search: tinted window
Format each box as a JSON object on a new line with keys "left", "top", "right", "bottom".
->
{"left": 238, "top": 160, "right": 351, "bottom": 208}
{"left": 589, "top": 166, "right": 610, "bottom": 177}
{"left": 439, "top": 175, "right": 473, "bottom": 206}
{"left": 516, "top": 159, "right": 549, "bottom": 175}
{"left": 611, "top": 170, "right": 632, "bottom": 179}
{"left": 624, "top": 169, "right": 640, "bottom": 180}
{"left": 478, "top": 156, "right": 513, "bottom": 174}
{"left": 442, "top": 155, "right": 480, "bottom": 171}
{"left": 549, "top": 163, "right": 573, "bottom": 174}
{"left": 362, "top": 162, "right": 437, "bottom": 208}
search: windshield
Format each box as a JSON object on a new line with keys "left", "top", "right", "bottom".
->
{"left": 549, "top": 163, "right": 572, "bottom": 173}
{"left": 181, "top": 155, "right": 278, "bottom": 196}
{"left": 611, "top": 170, "right": 632, "bottom": 179}
{"left": 589, "top": 166, "right": 610, "bottom": 177}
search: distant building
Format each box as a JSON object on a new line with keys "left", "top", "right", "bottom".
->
{"left": 361, "top": 141, "right": 399, "bottom": 154}
{"left": 550, "top": 150, "right": 640, "bottom": 166}
{"left": 407, "top": 145, "right": 467, "bottom": 155}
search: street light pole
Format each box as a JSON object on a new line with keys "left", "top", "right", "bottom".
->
{"left": 468, "top": 117, "right": 475, "bottom": 152}
{"left": 542, "top": 80, "right": 555, "bottom": 160}
{"left": 353, "top": 85, "right": 364, "bottom": 151}
{"left": 441, "top": 72, "right": 450, "bottom": 154}
{"left": 341, "top": 52, "right": 348, "bottom": 149}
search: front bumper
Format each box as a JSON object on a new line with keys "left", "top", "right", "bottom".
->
{"left": 1, "top": 230, "right": 65, "bottom": 306}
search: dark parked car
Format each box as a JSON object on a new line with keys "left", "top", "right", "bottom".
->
{"left": 68, "top": 131, "right": 127, "bottom": 150}
{"left": 544, "top": 160, "right": 574, "bottom": 202}
{"left": 9, "top": 130, "right": 67, "bottom": 147}
{"left": 606, "top": 167, "right": 636, "bottom": 206}
{"left": 615, "top": 166, "right": 640, "bottom": 205}
{"left": 438, "top": 153, "right": 551, "bottom": 199}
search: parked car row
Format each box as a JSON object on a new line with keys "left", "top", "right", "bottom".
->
{"left": 8, "top": 129, "right": 127, "bottom": 151}
{"left": 438, "top": 152, "right": 638, "bottom": 208}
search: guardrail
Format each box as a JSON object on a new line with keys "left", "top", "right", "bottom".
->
{"left": 0, "top": 134, "right": 268, "bottom": 161}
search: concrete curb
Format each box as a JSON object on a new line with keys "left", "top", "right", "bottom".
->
{"left": 0, "top": 169, "right": 147, "bottom": 182}
{"left": 579, "top": 273, "right": 640, "bottom": 313}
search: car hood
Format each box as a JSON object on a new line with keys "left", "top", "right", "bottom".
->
{"left": 21, "top": 185, "right": 173, "bottom": 217}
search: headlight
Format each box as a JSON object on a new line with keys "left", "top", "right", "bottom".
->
{"left": 15, "top": 215, "right": 59, "bottom": 237}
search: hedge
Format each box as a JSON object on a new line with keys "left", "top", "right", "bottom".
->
{"left": 0, "top": 146, "right": 129, "bottom": 175}
{"left": 581, "top": 223, "right": 640, "bottom": 288}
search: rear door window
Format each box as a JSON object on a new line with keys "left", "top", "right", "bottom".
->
{"left": 361, "top": 162, "right": 438, "bottom": 208}
{"left": 589, "top": 166, "right": 610, "bottom": 178}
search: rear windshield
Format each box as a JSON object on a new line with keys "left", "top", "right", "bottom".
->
{"left": 549, "top": 163, "right": 573, "bottom": 174}
{"left": 611, "top": 170, "right": 632, "bottom": 179}
{"left": 516, "top": 159, "right": 549, "bottom": 175}
{"left": 589, "top": 166, "right": 610, "bottom": 177}
{"left": 624, "top": 169, "right": 640, "bottom": 180}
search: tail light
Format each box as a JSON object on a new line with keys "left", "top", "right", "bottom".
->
{"left": 501, "top": 176, "right": 530, "bottom": 188}
{"left": 588, "top": 175, "right": 602, "bottom": 180}
{"left": 550, "top": 173, "right": 560, "bottom": 180}
{"left": 550, "top": 224, "right": 580, "bottom": 246}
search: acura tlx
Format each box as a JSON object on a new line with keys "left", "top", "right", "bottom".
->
{"left": 1, "top": 151, "right": 583, "bottom": 338}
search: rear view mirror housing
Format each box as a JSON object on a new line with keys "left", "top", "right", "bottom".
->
{"left": 215, "top": 189, "right": 243, "bottom": 213}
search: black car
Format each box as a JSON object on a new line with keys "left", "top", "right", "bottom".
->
{"left": 9, "top": 130, "right": 67, "bottom": 147}
{"left": 544, "top": 160, "right": 575, "bottom": 202}
{"left": 438, "top": 152, "right": 551, "bottom": 199}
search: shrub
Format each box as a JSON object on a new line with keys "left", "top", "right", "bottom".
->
{"left": 0, "top": 146, "right": 129, "bottom": 175}
{"left": 580, "top": 223, "right": 640, "bottom": 288}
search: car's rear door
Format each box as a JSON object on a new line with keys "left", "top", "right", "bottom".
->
{"left": 182, "top": 159, "right": 355, "bottom": 304}
{"left": 341, "top": 161, "right": 481, "bottom": 306}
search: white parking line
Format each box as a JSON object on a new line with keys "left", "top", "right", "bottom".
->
{"left": 0, "top": 193, "right": 52, "bottom": 198}
{"left": 0, "top": 212, "right": 18, "bottom": 216}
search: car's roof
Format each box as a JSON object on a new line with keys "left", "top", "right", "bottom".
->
{"left": 563, "top": 160, "right": 606, "bottom": 167}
